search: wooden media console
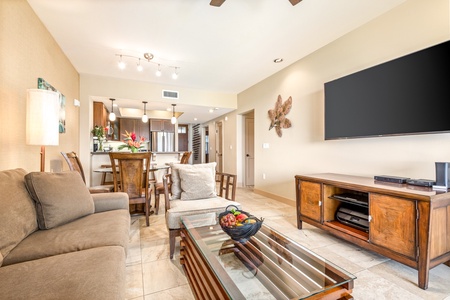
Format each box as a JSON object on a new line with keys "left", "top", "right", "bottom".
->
{"left": 295, "top": 173, "right": 450, "bottom": 290}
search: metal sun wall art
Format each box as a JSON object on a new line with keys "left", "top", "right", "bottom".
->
{"left": 268, "top": 95, "right": 292, "bottom": 137}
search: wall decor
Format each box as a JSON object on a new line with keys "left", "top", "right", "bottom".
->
{"left": 38, "top": 78, "right": 66, "bottom": 133}
{"left": 268, "top": 95, "right": 292, "bottom": 137}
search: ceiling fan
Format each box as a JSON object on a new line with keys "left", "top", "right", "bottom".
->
{"left": 210, "top": 0, "right": 302, "bottom": 7}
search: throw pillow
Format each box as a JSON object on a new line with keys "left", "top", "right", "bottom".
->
{"left": 25, "top": 171, "right": 95, "bottom": 230}
{"left": 179, "top": 167, "right": 217, "bottom": 200}
{"left": 170, "top": 162, "right": 217, "bottom": 199}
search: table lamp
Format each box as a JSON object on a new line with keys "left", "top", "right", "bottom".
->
{"left": 26, "top": 89, "right": 60, "bottom": 172}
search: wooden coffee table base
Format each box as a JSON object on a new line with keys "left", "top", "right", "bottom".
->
{"left": 180, "top": 228, "right": 354, "bottom": 300}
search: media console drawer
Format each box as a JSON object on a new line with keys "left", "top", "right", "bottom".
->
{"left": 295, "top": 173, "right": 450, "bottom": 290}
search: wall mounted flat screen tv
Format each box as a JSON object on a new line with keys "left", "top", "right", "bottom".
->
{"left": 324, "top": 41, "right": 450, "bottom": 140}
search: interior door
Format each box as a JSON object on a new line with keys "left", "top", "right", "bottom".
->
{"left": 215, "top": 121, "right": 223, "bottom": 172}
{"left": 245, "top": 116, "right": 254, "bottom": 186}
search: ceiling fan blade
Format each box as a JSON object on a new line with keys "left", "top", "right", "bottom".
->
{"left": 289, "top": 0, "right": 302, "bottom": 5}
{"left": 210, "top": 0, "right": 226, "bottom": 7}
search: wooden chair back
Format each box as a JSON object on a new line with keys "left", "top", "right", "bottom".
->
{"left": 109, "top": 152, "right": 151, "bottom": 198}
{"left": 109, "top": 152, "right": 152, "bottom": 226}
{"left": 216, "top": 172, "right": 237, "bottom": 201}
{"left": 180, "top": 151, "right": 192, "bottom": 164}
{"left": 61, "top": 151, "right": 86, "bottom": 183}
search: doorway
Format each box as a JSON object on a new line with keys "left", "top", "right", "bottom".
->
{"left": 244, "top": 111, "right": 255, "bottom": 187}
{"left": 215, "top": 121, "right": 223, "bottom": 172}
{"left": 178, "top": 124, "right": 189, "bottom": 151}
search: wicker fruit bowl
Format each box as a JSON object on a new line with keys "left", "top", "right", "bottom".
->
{"left": 218, "top": 205, "right": 263, "bottom": 243}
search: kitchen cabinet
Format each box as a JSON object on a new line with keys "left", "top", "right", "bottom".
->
{"left": 119, "top": 118, "right": 150, "bottom": 141}
{"left": 93, "top": 101, "right": 108, "bottom": 128}
{"left": 295, "top": 173, "right": 450, "bottom": 290}
{"left": 93, "top": 101, "right": 119, "bottom": 140}
{"left": 150, "top": 119, "right": 174, "bottom": 132}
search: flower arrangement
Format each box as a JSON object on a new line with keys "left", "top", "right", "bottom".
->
{"left": 91, "top": 125, "right": 106, "bottom": 151}
{"left": 118, "top": 130, "right": 146, "bottom": 153}
{"left": 91, "top": 125, "right": 105, "bottom": 139}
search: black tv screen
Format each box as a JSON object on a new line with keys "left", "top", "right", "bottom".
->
{"left": 324, "top": 41, "right": 450, "bottom": 140}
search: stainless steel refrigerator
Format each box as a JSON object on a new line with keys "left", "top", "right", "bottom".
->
{"left": 151, "top": 131, "right": 175, "bottom": 152}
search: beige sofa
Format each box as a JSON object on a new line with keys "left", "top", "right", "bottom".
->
{"left": 0, "top": 169, "right": 130, "bottom": 300}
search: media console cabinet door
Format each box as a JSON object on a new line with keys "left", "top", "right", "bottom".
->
{"left": 369, "top": 194, "right": 417, "bottom": 259}
{"left": 300, "top": 181, "right": 322, "bottom": 222}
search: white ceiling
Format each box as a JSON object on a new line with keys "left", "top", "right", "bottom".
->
{"left": 27, "top": 0, "right": 405, "bottom": 123}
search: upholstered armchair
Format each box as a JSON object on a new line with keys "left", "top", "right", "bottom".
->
{"left": 163, "top": 162, "right": 240, "bottom": 258}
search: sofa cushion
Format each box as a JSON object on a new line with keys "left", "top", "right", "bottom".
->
{"left": 2, "top": 209, "right": 130, "bottom": 266}
{"left": 166, "top": 197, "right": 240, "bottom": 229}
{"left": 0, "top": 169, "right": 38, "bottom": 260}
{"left": 170, "top": 162, "right": 217, "bottom": 199}
{"left": 179, "top": 167, "right": 217, "bottom": 200}
{"left": 25, "top": 171, "right": 95, "bottom": 229}
{"left": 0, "top": 246, "right": 126, "bottom": 300}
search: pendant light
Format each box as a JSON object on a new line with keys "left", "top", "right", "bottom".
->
{"left": 109, "top": 98, "right": 116, "bottom": 121}
{"left": 142, "top": 101, "right": 148, "bottom": 123}
{"left": 171, "top": 104, "right": 177, "bottom": 124}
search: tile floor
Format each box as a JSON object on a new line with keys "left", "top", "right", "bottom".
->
{"left": 126, "top": 187, "right": 450, "bottom": 300}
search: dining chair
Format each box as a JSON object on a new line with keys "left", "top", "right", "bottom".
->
{"left": 153, "top": 151, "right": 191, "bottom": 215}
{"left": 179, "top": 151, "right": 192, "bottom": 164}
{"left": 109, "top": 152, "right": 152, "bottom": 226}
{"left": 61, "top": 152, "right": 113, "bottom": 194}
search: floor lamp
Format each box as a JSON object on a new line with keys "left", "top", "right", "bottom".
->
{"left": 26, "top": 89, "right": 60, "bottom": 172}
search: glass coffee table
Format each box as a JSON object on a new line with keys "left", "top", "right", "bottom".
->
{"left": 180, "top": 213, "right": 356, "bottom": 300}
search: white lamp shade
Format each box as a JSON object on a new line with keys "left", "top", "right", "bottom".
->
{"left": 142, "top": 114, "right": 148, "bottom": 123}
{"left": 26, "top": 89, "right": 60, "bottom": 146}
{"left": 171, "top": 116, "right": 177, "bottom": 124}
{"left": 109, "top": 112, "right": 116, "bottom": 121}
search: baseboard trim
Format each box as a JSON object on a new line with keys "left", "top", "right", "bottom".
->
{"left": 252, "top": 189, "right": 295, "bottom": 207}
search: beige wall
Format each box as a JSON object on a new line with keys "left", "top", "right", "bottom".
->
{"left": 236, "top": 0, "right": 450, "bottom": 202}
{"left": 0, "top": 0, "right": 80, "bottom": 172}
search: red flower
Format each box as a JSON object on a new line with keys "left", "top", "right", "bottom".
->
{"left": 131, "top": 132, "right": 136, "bottom": 142}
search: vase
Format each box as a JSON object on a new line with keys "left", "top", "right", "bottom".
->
{"left": 131, "top": 147, "right": 138, "bottom": 153}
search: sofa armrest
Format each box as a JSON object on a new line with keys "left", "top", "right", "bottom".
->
{"left": 91, "top": 192, "right": 129, "bottom": 213}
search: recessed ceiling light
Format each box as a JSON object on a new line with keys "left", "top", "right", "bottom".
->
{"left": 194, "top": 118, "right": 198, "bottom": 121}
{"left": 273, "top": 58, "right": 283, "bottom": 63}
{"left": 209, "top": 109, "right": 214, "bottom": 113}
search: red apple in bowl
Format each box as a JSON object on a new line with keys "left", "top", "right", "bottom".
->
{"left": 235, "top": 213, "right": 248, "bottom": 223}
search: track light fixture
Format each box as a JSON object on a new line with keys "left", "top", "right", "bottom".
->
{"left": 115, "top": 53, "right": 180, "bottom": 79}
{"left": 141, "top": 101, "right": 148, "bottom": 123}
{"left": 118, "top": 55, "right": 126, "bottom": 70}
{"left": 172, "top": 67, "right": 178, "bottom": 80}
{"left": 109, "top": 98, "right": 116, "bottom": 121}
{"left": 137, "top": 58, "right": 143, "bottom": 72}
{"left": 171, "top": 104, "right": 177, "bottom": 124}
{"left": 156, "top": 64, "right": 162, "bottom": 77}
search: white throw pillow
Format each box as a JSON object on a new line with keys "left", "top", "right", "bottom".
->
{"left": 170, "top": 162, "right": 217, "bottom": 199}
{"left": 179, "top": 167, "right": 217, "bottom": 200}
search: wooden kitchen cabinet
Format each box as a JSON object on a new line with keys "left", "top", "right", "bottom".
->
{"left": 93, "top": 101, "right": 108, "bottom": 128}
{"left": 150, "top": 119, "right": 174, "bottom": 132}
{"left": 119, "top": 118, "right": 150, "bottom": 141}
{"left": 295, "top": 173, "right": 450, "bottom": 290}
